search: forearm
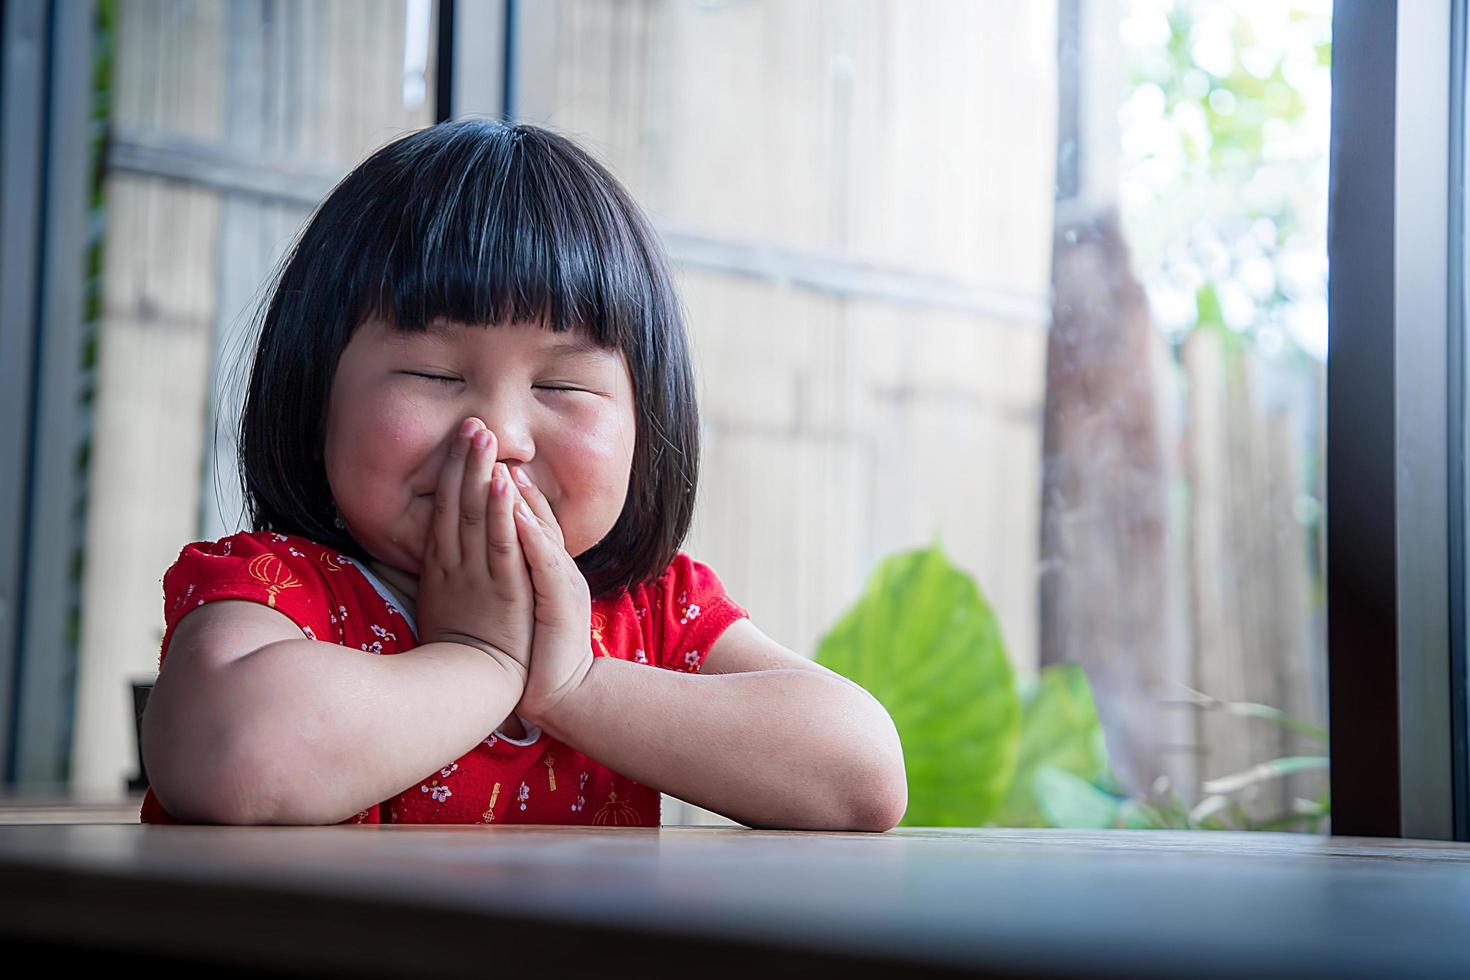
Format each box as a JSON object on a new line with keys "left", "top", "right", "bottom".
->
{"left": 539, "top": 659, "right": 907, "bottom": 831}
{"left": 224, "top": 640, "right": 523, "bottom": 824}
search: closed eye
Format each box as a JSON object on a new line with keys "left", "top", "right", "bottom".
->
{"left": 400, "top": 372, "right": 591, "bottom": 393}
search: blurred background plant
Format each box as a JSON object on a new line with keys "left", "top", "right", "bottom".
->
{"left": 817, "top": 544, "right": 1328, "bottom": 832}
{"left": 1121, "top": 0, "right": 1330, "bottom": 363}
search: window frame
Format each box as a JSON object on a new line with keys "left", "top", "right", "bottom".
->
{"left": 1329, "top": 0, "right": 1469, "bottom": 840}
{"left": 0, "top": 0, "right": 96, "bottom": 790}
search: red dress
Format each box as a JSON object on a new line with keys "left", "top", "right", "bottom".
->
{"left": 139, "top": 531, "right": 748, "bottom": 827}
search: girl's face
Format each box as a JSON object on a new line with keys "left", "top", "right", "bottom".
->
{"left": 323, "top": 317, "right": 638, "bottom": 576}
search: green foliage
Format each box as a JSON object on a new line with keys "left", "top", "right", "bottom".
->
{"left": 1074, "top": 705, "right": 1330, "bottom": 832}
{"left": 816, "top": 545, "right": 1329, "bottom": 832}
{"left": 814, "top": 544, "right": 1020, "bottom": 826}
{"left": 993, "top": 664, "right": 1108, "bottom": 826}
{"left": 1032, "top": 768, "right": 1122, "bottom": 829}
{"left": 1121, "top": 1, "right": 1331, "bottom": 359}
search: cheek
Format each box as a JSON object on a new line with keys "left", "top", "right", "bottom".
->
{"left": 326, "top": 392, "right": 444, "bottom": 493}
{"left": 566, "top": 410, "right": 635, "bottom": 484}
{"left": 547, "top": 407, "right": 635, "bottom": 538}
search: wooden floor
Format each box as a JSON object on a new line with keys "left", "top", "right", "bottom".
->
{"left": 1, "top": 815, "right": 1468, "bottom": 978}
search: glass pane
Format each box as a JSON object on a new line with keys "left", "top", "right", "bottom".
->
{"left": 533, "top": 0, "right": 1330, "bottom": 829}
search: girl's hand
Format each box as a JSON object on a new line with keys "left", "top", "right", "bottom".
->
{"left": 416, "top": 419, "right": 535, "bottom": 686}
{"left": 508, "top": 466, "right": 595, "bottom": 727}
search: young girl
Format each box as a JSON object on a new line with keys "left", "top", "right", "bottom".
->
{"left": 139, "top": 119, "right": 907, "bottom": 830}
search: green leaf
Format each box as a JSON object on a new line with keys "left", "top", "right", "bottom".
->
{"left": 1201, "top": 755, "right": 1329, "bottom": 795}
{"left": 1172, "top": 686, "right": 1328, "bottom": 742}
{"left": 993, "top": 663, "right": 1108, "bottom": 826}
{"left": 1196, "top": 283, "right": 1224, "bottom": 330}
{"left": 1116, "top": 798, "right": 1170, "bottom": 830}
{"left": 814, "top": 544, "right": 1020, "bottom": 826}
{"left": 1033, "top": 767, "right": 1122, "bottom": 829}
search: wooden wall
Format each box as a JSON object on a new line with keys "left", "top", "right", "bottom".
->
{"left": 1183, "top": 330, "right": 1325, "bottom": 820}
{"left": 541, "top": 0, "right": 1057, "bottom": 683}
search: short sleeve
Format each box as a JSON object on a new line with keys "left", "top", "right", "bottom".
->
{"left": 651, "top": 553, "right": 749, "bottom": 673}
{"left": 158, "top": 531, "right": 335, "bottom": 671}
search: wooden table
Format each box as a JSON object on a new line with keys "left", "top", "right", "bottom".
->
{"left": 1, "top": 816, "right": 1468, "bottom": 978}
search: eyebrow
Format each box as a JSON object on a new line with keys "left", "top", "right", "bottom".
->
{"left": 541, "top": 337, "right": 612, "bottom": 358}
{"left": 413, "top": 322, "right": 613, "bottom": 358}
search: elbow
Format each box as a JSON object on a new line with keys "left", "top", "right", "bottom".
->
{"left": 141, "top": 674, "right": 287, "bottom": 825}
{"left": 211, "top": 749, "right": 291, "bottom": 824}
{"left": 141, "top": 695, "right": 256, "bottom": 825}
{"left": 145, "top": 722, "right": 295, "bottom": 824}
{"left": 143, "top": 745, "right": 274, "bottom": 826}
{"left": 222, "top": 740, "right": 350, "bottom": 825}
{"left": 834, "top": 728, "right": 908, "bottom": 832}
{"left": 832, "top": 691, "right": 907, "bottom": 832}
{"left": 842, "top": 763, "right": 908, "bottom": 833}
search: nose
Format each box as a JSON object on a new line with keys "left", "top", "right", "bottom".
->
{"left": 476, "top": 394, "right": 535, "bottom": 465}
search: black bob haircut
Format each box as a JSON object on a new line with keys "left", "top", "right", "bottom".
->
{"left": 239, "top": 119, "right": 700, "bottom": 599}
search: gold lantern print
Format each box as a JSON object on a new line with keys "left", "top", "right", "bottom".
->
{"left": 593, "top": 786, "right": 640, "bottom": 826}
{"left": 247, "top": 553, "right": 303, "bottom": 608}
{"left": 590, "top": 612, "right": 612, "bottom": 658}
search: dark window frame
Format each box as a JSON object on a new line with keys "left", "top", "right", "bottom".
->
{"left": 1329, "top": 0, "right": 1468, "bottom": 840}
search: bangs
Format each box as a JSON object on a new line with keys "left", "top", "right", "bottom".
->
{"left": 345, "top": 121, "right": 651, "bottom": 349}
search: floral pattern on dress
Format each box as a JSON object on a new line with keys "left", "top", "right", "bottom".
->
{"left": 173, "top": 583, "right": 196, "bottom": 613}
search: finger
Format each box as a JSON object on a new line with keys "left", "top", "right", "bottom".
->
{"left": 459, "top": 426, "right": 496, "bottom": 569}
{"left": 434, "top": 419, "right": 478, "bottom": 565}
{"left": 487, "top": 462, "right": 529, "bottom": 583}
{"left": 513, "top": 491, "right": 574, "bottom": 595}
{"left": 510, "top": 466, "right": 564, "bottom": 547}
